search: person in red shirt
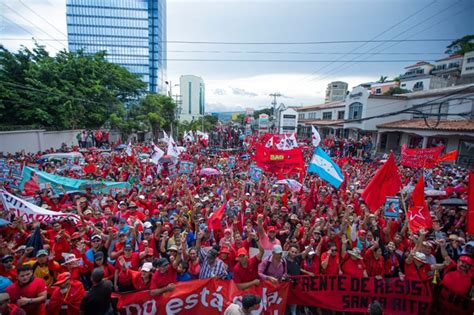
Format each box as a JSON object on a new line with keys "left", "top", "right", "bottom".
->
{"left": 341, "top": 247, "right": 368, "bottom": 277}
{"left": 118, "top": 260, "right": 153, "bottom": 291}
{"left": 113, "top": 244, "right": 142, "bottom": 292}
{"left": 404, "top": 251, "right": 449, "bottom": 281}
{"left": 301, "top": 240, "right": 323, "bottom": 276}
{"left": 441, "top": 255, "right": 473, "bottom": 296}
{"left": 150, "top": 256, "right": 180, "bottom": 296}
{"left": 364, "top": 244, "right": 385, "bottom": 278}
{"left": 47, "top": 272, "right": 86, "bottom": 315}
{"left": 5, "top": 265, "right": 47, "bottom": 315}
{"left": 233, "top": 238, "right": 264, "bottom": 290}
{"left": 383, "top": 241, "right": 401, "bottom": 277}
{"left": 321, "top": 242, "right": 340, "bottom": 275}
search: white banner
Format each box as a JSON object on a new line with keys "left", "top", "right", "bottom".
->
{"left": 0, "top": 190, "right": 80, "bottom": 223}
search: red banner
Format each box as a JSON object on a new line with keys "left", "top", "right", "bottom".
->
{"left": 114, "top": 279, "right": 289, "bottom": 315}
{"left": 287, "top": 276, "right": 432, "bottom": 315}
{"left": 468, "top": 171, "right": 474, "bottom": 234}
{"left": 400, "top": 145, "right": 443, "bottom": 168}
{"left": 254, "top": 143, "right": 305, "bottom": 180}
{"left": 432, "top": 286, "right": 474, "bottom": 315}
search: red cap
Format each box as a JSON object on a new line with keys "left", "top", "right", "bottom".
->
{"left": 459, "top": 255, "right": 473, "bottom": 266}
{"left": 281, "top": 207, "right": 288, "bottom": 213}
{"left": 146, "top": 248, "right": 154, "bottom": 256}
{"left": 219, "top": 247, "right": 231, "bottom": 255}
{"left": 359, "top": 229, "right": 367, "bottom": 236}
{"left": 267, "top": 226, "right": 276, "bottom": 233}
{"left": 54, "top": 272, "right": 71, "bottom": 286}
{"left": 236, "top": 248, "right": 248, "bottom": 258}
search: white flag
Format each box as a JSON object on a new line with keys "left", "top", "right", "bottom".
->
{"left": 163, "top": 130, "right": 170, "bottom": 142}
{"left": 265, "top": 137, "right": 273, "bottom": 148}
{"left": 1, "top": 189, "right": 80, "bottom": 223}
{"left": 125, "top": 142, "right": 133, "bottom": 157}
{"left": 287, "top": 133, "right": 298, "bottom": 149}
{"left": 150, "top": 141, "right": 164, "bottom": 165}
{"left": 167, "top": 136, "right": 180, "bottom": 158}
{"left": 275, "top": 137, "right": 287, "bottom": 150}
{"left": 312, "top": 126, "right": 321, "bottom": 147}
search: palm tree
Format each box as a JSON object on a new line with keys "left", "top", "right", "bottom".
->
{"left": 377, "top": 75, "right": 388, "bottom": 83}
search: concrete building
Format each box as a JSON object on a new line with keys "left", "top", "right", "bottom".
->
{"left": 459, "top": 51, "right": 474, "bottom": 85}
{"left": 66, "top": 0, "right": 167, "bottom": 93}
{"left": 325, "top": 81, "right": 348, "bottom": 102}
{"left": 179, "top": 75, "right": 205, "bottom": 123}
{"left": 369, "top": 80, "right": 400, "bottom": 95}
{"left": 297, "top": 84, "right": 474, "bottom": 167}
{"left": 432, "top": 54, "right": 464, "bottom": 85}
{"left": 399, "top": 61, "right": 449, "bottom": 92}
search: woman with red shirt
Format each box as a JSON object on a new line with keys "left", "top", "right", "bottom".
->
{"left": 186, "top": 247, "right": 201, "bottom": 280}
{"left": 364, "top": 244, "right": 385, "bottom": 278}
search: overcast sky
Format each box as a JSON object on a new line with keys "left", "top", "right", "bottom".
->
{"left": 1, "top": 0, "right": 472, "bottom": 112}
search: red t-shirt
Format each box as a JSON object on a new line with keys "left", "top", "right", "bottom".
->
{"left": 341, "top": 253, "right": 366, "bottom": 277}
{"left": 404, "top": 260, "right": 431, "bottom": 281}
{"left": 116, "top": 253, "right": 141, "bottom": 285}
{"left": 441, "top": 270, "right": 472, "bottom": 296}
{"left": 6, "top": 278, "right": 47, "bottom": 315}
{"left": 302, "top": 256, "right": 320, "bottom": 275}
{"left": 233, "top": 256, "right": 260, "bottom": 284}
{"left": 321, "top": 252, "right": 339, "bottom": 275}
{"left": 364, "top": 249, "right": 385, "bottom": 277}
{"left": 150, "top": 267, "right": 177, "bottom": 289}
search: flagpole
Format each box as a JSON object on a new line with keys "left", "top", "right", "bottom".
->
{"left": 400, "top": 191, "right": 412, "bottom": 235}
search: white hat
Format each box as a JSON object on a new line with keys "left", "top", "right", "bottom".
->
{"left": 143, "top": 222, "right": 153, "bottom": 229}
{"left": 61, "top": 253, "right": 80, "bottom": 265}
{"left": 141, "top": 262, "right": 153, "bottom": 272}
{"left": 272, "top": 244, "right": 283, "bottom": 254}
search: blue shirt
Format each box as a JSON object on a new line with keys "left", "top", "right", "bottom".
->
{"left": 177, "top": 272, "right": 191, "bottom": 282}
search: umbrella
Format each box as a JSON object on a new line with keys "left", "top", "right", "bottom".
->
{"left": 159, "top": 155, "right": 178, "bottom": 165}
{"left": 0, "top": 219, "right": 10, "bottom": 226}
{"left": 177, "top": 146, "right": 187, "bottom": 153}
{"left": 141, "top": 158, "right": 154, "bottom": 164}
{"left": 115, "top": 144, "right": 127, "bottom": 150}
{"left": 240, "top": 154, "right": 250, "bottom": 160}
{"left": 199, "top": 168, "right": 222, "bottom": 176}
{"left": 79, "top": 181, "right": 106, "bottom": 190}
{"left": 276, "top": 179, "right": 304, "bottom": 192}
{"left": 440, "top": 198, "right": 467, "bottom": 206}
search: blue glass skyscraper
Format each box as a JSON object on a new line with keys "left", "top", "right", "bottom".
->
{"left": 66, "top": 0, "right": 166, "bottom": 93}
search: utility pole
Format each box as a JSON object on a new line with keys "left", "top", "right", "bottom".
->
{"left": 269, "top": 93, "right": 281, "bottom": 132}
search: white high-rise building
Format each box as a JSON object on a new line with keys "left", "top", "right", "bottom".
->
{"left": 179, "top": 75, "right": 205, "bottom": 122}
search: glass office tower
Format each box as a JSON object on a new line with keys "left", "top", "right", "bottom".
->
{"left": 66, "top": 0, "right": 166, "bottom": 93}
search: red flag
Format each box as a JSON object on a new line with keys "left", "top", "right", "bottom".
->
{"left": 437, "top": 150, "right": 458, "bottom": 163}
{"left": 407, "top": 175, "right": 432, "bottom": 233}
{"left": 400, "top": 144, "right": 443, "bottom": 168}
{"left": 361, "top": 153, "right": 402, "bottom": 212}
{"left": 208, "top": 202, "right": 226, "bottom": 233}
{"left": 467, "top": 172, "right": 474, "bottom": 234}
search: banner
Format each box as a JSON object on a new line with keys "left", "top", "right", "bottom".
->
{"left": 248, "top": 166, "right": 263, "bottom": 182}
{"left": 287, "top": 276, "right": 432, "bottom": 315}
{"left": 0, "top": 159, "right": 23, "bottom": 182}
{"left": 114, "top": 279, "right": 289, "bottom": 315}
{"left": 0, "top": 189, "right": 80, "bottom": 223}
{"left": 432, "top": 286, "right": 474, "bottom": 315}
{"left": 254, "top": 141, "right": 305, "bottom": 180}
{"left": 179, "top": 161, "right": 194, "bottom": 174}
{"left": 20, "top": 167, "right": 130, "bottom": 196}
{"left": 228, "top": 156, "right": 236, "bottom": 169}
{"left": 400, "top": 145, "right": 443, "bottom": 168}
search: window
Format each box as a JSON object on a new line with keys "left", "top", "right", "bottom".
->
{"left": 375, "top": 88, "right": 382, "bottom": 95}
{"left": 466, "top": 66, "right": 474, "bottom": 71}
{"left": 467, "top": 57, "right": 474, "bottom": 63}
{"left": 337, "top": 111, "right": 345, "bottom": 119}
{"left": 322, "top": 112, "right": 332, "bottom": 120}
{"left": 413, "top": 81, "right": 424, "bottom": 91}
{"left": 401, "top": 83, "right": 406, "bottom": 87}
{"left": 348, "top": 102, "right": 363, "bottom": 120}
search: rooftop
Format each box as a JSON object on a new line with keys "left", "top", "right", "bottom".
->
{"left": 300, "top": 119, "right": 344, "bottom": 126}
{"left": 395, "top": 83, "right": 474, "bottom": 99}
{"left": 435, "top": 54, "right": 464, "bottom": 62}
{"left": 377, "top": 119, "right": 474, "bottom": 132}
{"left": 404, "top": 61, "right": 432, "bottom": 69}
{"left": 296, "top": 100, "right": 346, "bottom": 111}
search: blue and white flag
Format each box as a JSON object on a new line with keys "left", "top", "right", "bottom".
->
{"left": 308, "top": 147, "right": 344, "bottom": 189}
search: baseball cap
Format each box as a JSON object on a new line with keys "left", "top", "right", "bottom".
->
{"left": 155, "top": 257, "right": 169, "bottom": 267}
{"left": 236, "top": 248, "right": 248, "bottom": 258}
{"left": 143, "top": 229, "right": 153, "bottom": 235}
{"left": 54, "top": 272, "right": 71, "bottom": 286}
{"left": 267, "top": 226, "right": 276, "bottom": 233}
{"left": 459, "top": 255, "right": 473, "bottom": 266}
{"left": 272, "top": 244, "right": 283, "bottom": 254}
{"left": 36, "top": 249, "right": 48, "bottom": 257}
{"left": 242, "top": 294, "right": 261, "bottom": 309}
{"left": 141, "top": 262, "right": 153, "bottom": 272}
{"left": 91, "top": 234, "right": 102, "bottom": 241}
{"left": 207, "top": 249, "right": 218, "bottom": 258}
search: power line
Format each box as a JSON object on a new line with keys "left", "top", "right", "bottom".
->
{"left": 17, "top": 0, "right": 68, "bottom": 38}
{"left": 162, "top": 58, "right": 437, "bottom": 63}
{"left": 306, "top": 0, "right": 465, "bottom": 84}
{"left": 0, "top": 37, "right": 456, "bottom": 45}
{"left": 2, "top": 4, "right": 66, "bottom": 50}
{"left": 299, "top": 0, "right": 437, "bottom": 83}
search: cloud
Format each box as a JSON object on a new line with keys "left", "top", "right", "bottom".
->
{"left": 213, "top": 88, "right": 227, "bottom": 95}
{"left": 230, "top": 87, "right": 258, "bottom": 97}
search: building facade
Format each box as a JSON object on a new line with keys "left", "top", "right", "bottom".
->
{"left": 369, "top": 81, "right": 400, "bottom": 95}
{"left": 66, "top": 0, "right": 167, "bottom": 93}
{"left": 179, "top": 75, "right": 205, "bottom": 123}
{"left": 325, "top": 81, "right": 348, "bottom": 102}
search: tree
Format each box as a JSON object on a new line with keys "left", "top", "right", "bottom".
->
{"left": 253, "top": 108, "right": 273, "bottom": 120}
{"left": 445, "top": 35, "right": 474, "bottom": 55}
{"left": 0, "top": 44, "right": 146, "bottom": 130}
{"left": 377, "top": 75, "right": 388, "bottom": 83}
{"left": 383, "top": 87, "right": 410, "bottom": 95}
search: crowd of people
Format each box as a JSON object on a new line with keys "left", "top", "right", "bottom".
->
{"left": 0, "top": 130, "right": 472, "bottom": 315}
{"left": 323, "top": 135, "right": 374, "bottom": 159}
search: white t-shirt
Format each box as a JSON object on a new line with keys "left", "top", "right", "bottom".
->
{"left": 224, "top": 303, "right": 245, "bottom": 315}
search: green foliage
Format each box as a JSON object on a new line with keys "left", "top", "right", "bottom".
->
{"left": 383, "top": 87, "right": 411, "bottom": 95}
{"left": 178, "top": 115, "right": 218, "bottom": 133}
{"left": 253, "top": 108, "right": 273, "bottom": 120}
{"left": 0, "top": 44, "right": 146, "bottom": 130}
{"left": 445, "top": 35, "right": 474, "bottom": 55}
{"left": 377, "top": 75, "right": 388, "bottom": 83}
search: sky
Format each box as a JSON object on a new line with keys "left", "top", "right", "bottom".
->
{"left": 1, "top": 0, "right": 473, "bottom": 112}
